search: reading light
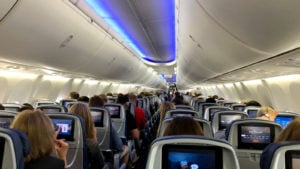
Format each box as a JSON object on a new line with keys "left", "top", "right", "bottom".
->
{"left": 85, "top": 0, "right": 176, "bottom": 64}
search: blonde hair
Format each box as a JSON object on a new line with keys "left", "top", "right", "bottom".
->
{"left": 11, "top": 110, "right": 55, "bottom": 162}
{"left": 68, "top": 103, "right": 95, "bottom": 139}
{"left": 156, "top": 102, "right": 176, "bottom": 137}
{"left": 257, "top": 106, "right": 278, "bottom": 121}
{"left": 275, "top": 118, "right": 300, "bottom": 142}
{"left": 163, "top": 116, "right": 204, "bottom": 136}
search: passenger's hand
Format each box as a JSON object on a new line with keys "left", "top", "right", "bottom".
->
{"left": 54, "top": 139, "right": 69, "bottom": 168}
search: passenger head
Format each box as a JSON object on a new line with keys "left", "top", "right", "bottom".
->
{"left": 69, "top": 91, "right": 79, "bottom": 100}
{"left": 0, "top": 104, "right": 4, "bottom": 110}
{"left": 89, "top": 95, "right": 104, "bottom": 107}
{"left": 257, "top": 106, "right": 278, "bottom": 121}
{"left": 99, "top": 94, "right": 108, "bottom": 103}
{"left": 245, "top": 100, "right": 261, "bottom": 107}
{"left": 275, "top": 118, "right": 300, "bottom": 142}
{"left": 78, "top": 96, "right": 89, "bottom": 103}
{"left": 128, "top": 93, "right": 138, "bottom": 103}
{"left": 117, "top": 94, "right": 129, "bottom": 105}
{"left": 205, "top": 97, "right": 216, "bottom": 103}
{"left": 172, "top": 96, "right": 183, "bottom": 105}
{"left": 11, "top": 110, "right": 55, "bottom": 162}
{"left": 163, "top": 116, "right": 204, "bottom": 136}
{"left": 68, "top": 103, "right": 95, "bottom": 139}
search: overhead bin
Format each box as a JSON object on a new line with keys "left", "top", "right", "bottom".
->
{"left": 0, "top": 0, "right": 18, "bottom": 21}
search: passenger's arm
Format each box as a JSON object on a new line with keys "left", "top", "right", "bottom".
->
{"left": 54, "top": 139, "right": 69, "bottom": 168}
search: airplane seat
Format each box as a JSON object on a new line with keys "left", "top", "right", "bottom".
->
{"left": 157, "top": 117, "right": 213, "bottom": 138}
{"left": 143, "top": 97, "right": 151, "bottom": 119}
{"left": 231, "top": 104, "right": 247, "bottom": 111}
{"left": 194, "top": 100, "right": 205, "bottom": 112}
{"left": 226, "top": 119, "right": 283, "bottom": 169}
{"left": 32, "top": 100, "right": 57, "bottom": 108}
{"left": 146, "top": 135, "right": 240, "bottom": 169}
{"left": 203, "top": 106, "right": 232, "bottom": 121}
{"left": 244, "top": 106, "right": 261, "bottom": 118}
{"left": 60, "top": 99, "right": 77, "bottom": 112}
{"left": 36, "top": 104, "right": 65, "bottom": 113}
{"left": 175, "top": 104, "right": 194, "bottom": 110}
{"left": 165, "top": 109, "right": 200, "bottom": 119}
{"left": 2, "top": 103, "right": 22, "bottom": 112}
{"left": 260, "top": 141, "right": 300, "bottom": 169}
{"left": 47, "top": 113, "right": 88, "bottom": 169}
{"left": 0, "top": 111, "right": 16, "bottom": 128}
{"left": 211, "top": 110, "right": 248, "bottom": 139}
{"left": 199, "top": 103, "right": 217, "bottom": 118}
{"left": 0, "top": 127, "right": 30, "bottom": 169}
{"left": 89, "top": 107, "right": 111, "bottom": 150}
{"left": 104, "top": 103, "right": 126, "bottom": 139}
{"left": 274, "top": 112, "right": 299, "bottom": 129}
{"left": 89, "top": 107, "right": 125, "bottom": 169}
{"left": 128, "top": 102, "right": 135, "bottom": 118}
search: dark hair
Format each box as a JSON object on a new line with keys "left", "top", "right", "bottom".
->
{"left": 117, "top": 94, "right": 129, "bottom": 105}
{"left": 89, "top": 95, "right": 104, "bottom": 107}
{"left": 0, "top": 104, "right": 4, "bottom": 110}
{"left": 78, "top": 96, "right": 89, "bottom": 103}
{"left": 69, "top": 91, "right": 80, "bottom": 100}
{"left": 163, "top": 116, "right": 204, "bottom": 136}
{"left": 245, "top": 100, "right": 261, "bottom": 107}
{"left": 205, "top": 97, "right": 216, "bottom": 103}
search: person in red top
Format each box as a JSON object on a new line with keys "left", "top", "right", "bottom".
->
{"left": 128, "top": 93, "right": 146, "bottom": 130}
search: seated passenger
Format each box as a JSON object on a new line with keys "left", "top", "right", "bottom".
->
{"left": 163, "top": 116, "right": 204, "bottom": 136}
{"left": 10, "top": 110, "right": 69, "bottom": 169}
{"left": 275, "top": 118, "right": 300, "bottom": 142}
{"left": 257, "top": 106, "right": 278, "bottom": 121}
{"left": 68, "top": 103, "right": 105, "bottom": 169}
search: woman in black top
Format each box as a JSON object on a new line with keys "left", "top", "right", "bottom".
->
{"left": 11, "top": 110, "right": 68, "bottom": 169}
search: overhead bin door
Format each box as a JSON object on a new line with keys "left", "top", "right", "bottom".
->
{"left": 0, "top": 0, "right": 18, "bottom": 21}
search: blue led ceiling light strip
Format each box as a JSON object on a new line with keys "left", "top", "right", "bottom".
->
{"left": 161, "top": 74, "right": 177, "bottom": 83}
{"left": 85, "top": 0, "right": 176, "bottom": 63}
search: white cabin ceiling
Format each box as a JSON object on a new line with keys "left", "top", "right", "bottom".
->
{"left": 0, "top": 0, "right": 300, "bottom": 89}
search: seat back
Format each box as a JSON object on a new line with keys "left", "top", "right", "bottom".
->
{"left": 47, "top": 113, "right": 88, "bottom": 169}
{"left": 211, "top": 110, "right": 248, "bottom": 134}
{"left": 175, "top": 104, "right": 194, "bottom": 110}
{"left": 104, "top": 103, "right": 126, "bottom": 138}
{"left": 260, "top": 141, "right": 300, "bottom": 169}
{"left": 0, "top": 128, "right": 30, "bottom": 169}
{"left": 231, "top": 104, "right": 246, "bottom": 111}
{"left": 60, "top": 99, "right": 77, "bottom": 112}
{"left": 157, "top": 117, "right": 213, "bottom": 138}
{"left": 32, "top": 100, "right": 56, "bottom": 108}
{"left": 165, "top": 109, "right": 200, "bottom": 118}
{"left": 244, "top": 106, "right": 260, "bottom": 118}
{"left": 0, "top": 111, "right": 16, "bottom": 128}
{"left": 199, "top": 103, "right": 217, "bottom": 118}
{"left": 146, "top": 135, "right": 240, "bottom": 169}
{"left": 226, "top": 119, "right": 282, "bottom": 169}
{"left": 37, "top": 104, "right": 65, "bottom": 113}
{"left": 89, "top": 107, "right": 111, "bottom": 150}
{"left": 274, "top": 112, "right": 299, "bottom": 128}
{"left": 203, "top": 106, "right": 232, "bottom": 121}
{"left": 2, "top": 103, "right": 22, "bottom": 112}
